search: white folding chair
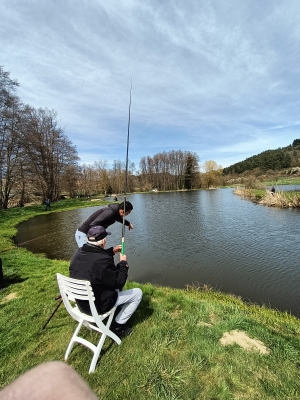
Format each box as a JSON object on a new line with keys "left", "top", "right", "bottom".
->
{"left": 56, "top": 273, "right": 121, "bottom": 373}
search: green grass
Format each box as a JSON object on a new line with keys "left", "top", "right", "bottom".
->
{"left": 262, "top": 176, "right": 300, "bottom": 186}
{"left": 1, "top": 201, "right": 300, "bottom": 399}
{"left": 236, "top": 187, "right": 300, "bottom": 207}
{"left": 249, "top": 189, "right": 266, "bottom": 201}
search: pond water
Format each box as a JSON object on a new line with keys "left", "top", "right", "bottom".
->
{"left": 15, "top": 188, "right": 300, "bottom": 317}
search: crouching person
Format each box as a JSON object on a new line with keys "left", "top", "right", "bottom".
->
{"left": 69, "top": 225, "right": 142, "bottom": 338}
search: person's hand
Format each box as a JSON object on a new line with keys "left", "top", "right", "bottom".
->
{"left": 120, "top": 254, "right": 127, "bottom": 262}
{"left": 113, "top": 245, "right": 122, "bottom": 254}
{"left": 128, "top": 223, "right": 133, "bottom": 230}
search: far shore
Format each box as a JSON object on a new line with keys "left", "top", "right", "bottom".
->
{"left": 234, "top": 185, "right": 300, "bottom": 208}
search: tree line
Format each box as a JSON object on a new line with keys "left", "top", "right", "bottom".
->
{"left": 139, "top": 151, "right": 200, "bottom": 191}
{"left": 2, "top": 67, "right": 223, "bottom": 209}
{"left": 223, "top": 148, "right": 292, "bottom": 175}
{"left": 0, "top": 67, "right": 79, "bottom": 209}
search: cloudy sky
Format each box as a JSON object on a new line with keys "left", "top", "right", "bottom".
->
{"left": 1, "top": 0, "right": 300, "bottom": 170}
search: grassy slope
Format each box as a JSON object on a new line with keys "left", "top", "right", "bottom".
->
{"left": 1, "top": 200, "right": 300, "bottom": 399}
{"left": 231, "top": 176, "right": 300, "bottom": 205}
{"left": 262, "top": 177, "right": 300, "bottom": 186}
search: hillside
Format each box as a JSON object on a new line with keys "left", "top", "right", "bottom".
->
{"left": 223, "top": 139, "right": 300, "bottom": 176}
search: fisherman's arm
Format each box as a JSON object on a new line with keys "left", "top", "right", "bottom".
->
{"left": 96, "top": 250, "right": 128, "bottom": 289}
{"left": 115, "top": 214, "right": 133, "bottom": 230}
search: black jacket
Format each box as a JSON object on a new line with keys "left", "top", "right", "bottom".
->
{"left": 69, "top": 243, "right": 128, "bottom": 314}
{"left": 78, "top": 204, "right": 131, "bottom": 234}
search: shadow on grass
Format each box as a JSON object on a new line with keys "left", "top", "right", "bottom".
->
{"left": 0, "top": 275, "right": 28, "bottom": 288}
{"left": 41, "top": 294, "right": 154, "bottom": 372}
{"left": 131, "top": 293, "right": 154, "bottom": 327}
{"left": 44, "top": 293, "right": 154, "bottom": 330}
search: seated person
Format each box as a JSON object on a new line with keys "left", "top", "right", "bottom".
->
{"left": 70, "top": 225, "right": 142, "bottom": 338}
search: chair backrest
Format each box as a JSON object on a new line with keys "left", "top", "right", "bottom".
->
{"left": 56, "top": 273, "right": 103, "bottom": 324}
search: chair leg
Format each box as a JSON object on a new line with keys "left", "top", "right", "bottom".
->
{"left": 106, "top": 309, "right": 115, "bottom": 328}
{"left": 89, "top": 332, "right": 107, "bottom": 373}
{"left": 65, "top": 320, "right": 84, "bottom": 360}
{"left": 89, "top": 310, "right": 116, "bottom": 373}
{"left": 64, "top": 308, "right": 120, "bottom": 372}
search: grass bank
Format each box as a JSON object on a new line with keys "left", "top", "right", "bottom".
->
{"left": 234, "top": 186, "right": 300, "bottom": 208}
{"left": 1, "top": 201, "right": 300, "bottom": 399}
{"left": 262, "top": 177, "right": 300, "bottom": 186}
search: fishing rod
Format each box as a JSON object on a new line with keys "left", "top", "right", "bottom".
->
{"left": 44, "top": 92, "right": 132, "bottom": 328}
{"left": 121, "top": 81, "right": 132, "bottom": 255}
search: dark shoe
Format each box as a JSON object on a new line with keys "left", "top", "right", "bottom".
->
{"left": 111, "top": 321, "right": 133, "bottom": 338}
{"left": 115, "top": 326, "right": 133, "bottom": 338}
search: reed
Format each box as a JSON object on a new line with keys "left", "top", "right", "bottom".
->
{"left": 235, "top": 187, "right": 300, "bottom": 208}
{"left": 259, "top": 191, "right": 300, "bottom": 208}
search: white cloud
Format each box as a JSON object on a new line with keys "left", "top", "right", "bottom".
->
{"left": 1, "top": 0, "right": 300, "bottom": 168}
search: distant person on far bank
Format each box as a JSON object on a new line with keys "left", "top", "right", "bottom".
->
{"left": 75, "top": 201, "right": 133, "bottom": 248}
{"left": 271, "top": 186, "right": 275, "bottom": 195}
{"left": 45, "top": 198, "right": 51, "bottom": 211}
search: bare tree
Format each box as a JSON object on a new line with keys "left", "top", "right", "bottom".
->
{"left": 61, "top": 164, "right": 81, "bottom": 198}
{"left": 78, "top": 164, "right": 94, "bottom": 197}
{"left": 20, "top": 106, "right": 79, "bottom": 202}
{"left": 0, "top": 95, "right": 24, "bottom": 208}
{"left": 0, "top": 67, "right": 19, "bottom": 208}
{"left": 137, "top": 150, "right": 200, "bottom": 191}
{"left": 93, "top": 160, "right": 109, "bottom": 195}
{"left": 110, "top": 160, "right": 124, "bottom": 194}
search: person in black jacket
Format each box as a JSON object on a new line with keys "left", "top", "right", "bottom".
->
{"left": 75, "top": 201, "right": 133, "bottom": 247}
{"left": 70, "top": 225, "right": 142, "bottom": 338}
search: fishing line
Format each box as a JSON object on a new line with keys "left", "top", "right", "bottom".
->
{"left": 0, "top": 233, "right": 54, "bottom": 254}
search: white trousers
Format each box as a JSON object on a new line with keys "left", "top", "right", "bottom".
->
{"left": 75, "top": 229, "right": 87, "bottom": 247}
{"left": 114, "top": 288, "right": 143, "bottom": 325}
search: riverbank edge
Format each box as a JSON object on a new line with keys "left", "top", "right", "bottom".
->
{"left": 1, "top": 199, "right": 300, "bottom": 399}
{"left": 234, "top": 186, "right": 300, "bottom": 208}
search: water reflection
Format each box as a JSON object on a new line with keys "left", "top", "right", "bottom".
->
{"left": 15, "top": 189, "right": 300, "bottom": 317}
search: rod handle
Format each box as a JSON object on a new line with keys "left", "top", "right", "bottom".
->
{"left": 121, "top": 237, "right": 125, "bottom": 255}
